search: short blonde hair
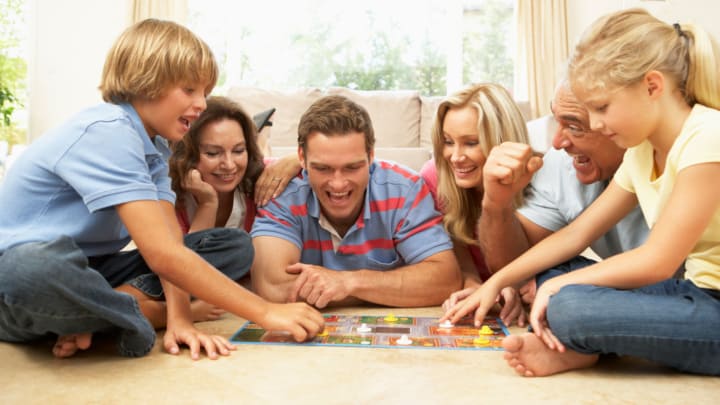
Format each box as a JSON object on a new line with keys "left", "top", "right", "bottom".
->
{"left": 569, "top": 8, "right": 720, "bottom": 109}
{"left": 99, "top": 19, "right": 218, "bottom": 103}
{"left": 431, "top": 83, "right": 530, "bottom": 245}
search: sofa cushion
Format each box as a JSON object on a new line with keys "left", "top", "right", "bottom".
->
{"left": 326, "top": 87, "right": 421, "bottom": 148}
{"left": 420, "top": 95, "right": 443, "bottom": 150}
{"left": 226, "top": 86, "right": 324, "bottom": 148}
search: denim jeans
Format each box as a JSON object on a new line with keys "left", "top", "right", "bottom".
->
{"left": 535, "top": 256, "right": 720, "bottom": 375}
{"left": 0, "top": 227, "right": 252, "bottom": 357}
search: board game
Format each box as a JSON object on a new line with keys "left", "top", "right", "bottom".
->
{"left": 230, "top": 313, "right": 509, "bottom": 350}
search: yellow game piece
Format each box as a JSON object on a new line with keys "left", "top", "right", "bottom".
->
{"left": 473, "top": 337, "right": 491, "bottom": 346}
{"left": 384, "top": 313, "right": 398, "bottom": 322}
{"left": 479, "top": 325, "right": 494, "bottom": 335}
{"left": 317, "top": 328, "right": 328, "bottom": 337}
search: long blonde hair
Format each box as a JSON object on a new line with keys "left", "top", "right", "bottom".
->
{"left": 431, "top": 83, "right": 530, "bottom": 244}
{"left": 569, "top": 8, "right": 720, "bottom": 110}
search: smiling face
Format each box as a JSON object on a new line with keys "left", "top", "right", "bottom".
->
{"left": 551, "top": 86, "right": 626, "bottom": 184}
{"left": 194, "top": 118, "right": 248, "bottom": 195}
{"left": 134, "top": 84, "right": 209, "bottom": 142}
{"left": 441, "top": 106, "right": 486, "bottom": 191}
{"left": 300, "top": 131, "right": 372, "bottom": 234}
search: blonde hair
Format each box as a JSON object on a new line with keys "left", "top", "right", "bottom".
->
{"left": 431, "top": 83, "right": 530, "bottom": 245}
{"left": 99, "top": 19, "right": 218, "bottom": 103}
{"left": 569, "top": 8, "right": 720, "bottom": 109}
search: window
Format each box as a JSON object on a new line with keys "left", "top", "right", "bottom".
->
{"left": 0, "top": 0, "right": 29, "bottom": 149}
{"left": 187, "top": 0, "right": 516, "bottom": 97}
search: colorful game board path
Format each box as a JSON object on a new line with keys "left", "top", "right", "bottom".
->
{"left": 230, "top": 314, "right": 510, "bottom": 350}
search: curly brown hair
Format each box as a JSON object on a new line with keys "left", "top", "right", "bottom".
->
{"left": 169, "top": 96, "right": 265, "bottom": 200}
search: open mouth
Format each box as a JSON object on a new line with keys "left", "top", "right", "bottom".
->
{"left": 180, "top": 117, "right": 191, "bottom": 131}
{"left": 572, "top": 155, "right": 590, "bottom": 167}
{"left": 327, "top": 190, "right": 351, "bottom": 204}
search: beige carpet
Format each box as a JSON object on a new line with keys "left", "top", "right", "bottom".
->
{"left": 1, "top": 306, "right": 718, "bottom": 404}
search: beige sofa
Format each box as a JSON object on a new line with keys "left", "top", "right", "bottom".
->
{"left": 226, "top": 86, "right": 538, "bottom": 171}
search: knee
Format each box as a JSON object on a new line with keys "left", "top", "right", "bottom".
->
{"left": 186, "top": 228, "right": 254, "bottom": 280}
{"left": 546, "top": 285, "right": 598, "bottom": 339}
{"left": 0, "top": 238, "right": 86, "bottom": 295}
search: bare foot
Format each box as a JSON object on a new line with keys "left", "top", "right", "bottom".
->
{"left": 53, "top": 333, "right": 93, "bottom": 358}
{"left": 191, "top": 300, "right": 225, "bottom": 322}
{"left": 502, "top": 333, "right": 598, "bottom": 377}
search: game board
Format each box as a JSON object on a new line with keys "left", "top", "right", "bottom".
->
{"left": 230, "top": 314, "right": 509, "bottom": 350}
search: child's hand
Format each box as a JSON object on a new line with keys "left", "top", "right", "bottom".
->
{"left": 440, "top": 282, "right": 501, "bottom": 327}
{"left": 529, "top": 282, "right": 565, "bottom": 352}
{"left": 441, "top": 286, "right": 478, "bottom": 312}
{"left": 183, "top": 169, "right": 217, "bottom": 206}
{"left": 163, "top": 321, "right": 236, "bottom": 360}
{"left": 257, "top": 302, "right": 325, "bottom": 342}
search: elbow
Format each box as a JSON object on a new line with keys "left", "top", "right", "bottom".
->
{"left": 250, "top": 267, "right": 288, "bottom": 303}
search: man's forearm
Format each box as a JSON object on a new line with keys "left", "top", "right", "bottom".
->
{"left": 478, "top": 200, "right": 531, "bottom": 273}
{"left": 348, "top": 251, "right": 462, "bottom": 307}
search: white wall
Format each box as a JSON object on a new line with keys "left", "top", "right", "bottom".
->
{"left": 28, "top": 0, "right": 128, "bottom": 140}
{"left": 26, "top": 0, "right": 720, "bottom": 141}
{"left": 567, "top": 0, "right": 720, "bottom": 49}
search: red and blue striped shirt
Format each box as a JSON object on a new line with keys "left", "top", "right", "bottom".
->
{"left": 251, "top": 160, "right": 453, "bottom": 270}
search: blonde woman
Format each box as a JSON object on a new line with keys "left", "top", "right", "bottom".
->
{"left": 420, "top": 83, "right": 537, "bottom": 326}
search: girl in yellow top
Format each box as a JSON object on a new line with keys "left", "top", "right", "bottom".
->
{"left": 443, "top": 8, "right": 720, "bottom": 376}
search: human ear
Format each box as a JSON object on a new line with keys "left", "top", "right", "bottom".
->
{"left": 644, "top": 70, "right": 664, "bottom": 98}
{"left": 298, "top": 146, "right": 306, "bottom": 168}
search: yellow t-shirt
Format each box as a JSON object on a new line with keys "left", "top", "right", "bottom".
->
{"left": 614, "top": 104, "right": 720, "bottom": 290}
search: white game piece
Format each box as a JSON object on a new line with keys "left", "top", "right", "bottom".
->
{"left": 357, "top": 323, "right": 372, "bottom": 333}
{"left": 439, "top": 320, "right": 454, "bottom": 328}
{"left": 396, "top": 334, "right": 412, "bottom": 345}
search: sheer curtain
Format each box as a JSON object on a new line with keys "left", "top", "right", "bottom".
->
{"left": 129, "top": 0, "right": 188, "bottom": 24}
{"left": 516, "top": 0, "right": 568, "bottom": 119}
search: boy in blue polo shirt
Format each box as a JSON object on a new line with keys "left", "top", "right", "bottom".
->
{"left": 0, "top": 19, "right": 322, "bottom": 359}
{"left": 251, "top": 95, "right": 462, "bottom": 308}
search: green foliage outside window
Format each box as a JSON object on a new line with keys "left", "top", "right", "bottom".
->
{"left": 0, "top": 0, "right": 27, "bottom": 148}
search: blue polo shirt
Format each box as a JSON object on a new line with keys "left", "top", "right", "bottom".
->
{"left": 0, "top": 103, "right": 174, "bottom": 257}
{"left": 251, "top": 160, "right": 453, "bottom": 270}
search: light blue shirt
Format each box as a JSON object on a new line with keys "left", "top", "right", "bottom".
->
{"left": 0, "top": 103, "right": 174, "bottom": 256}
{"left": 518, "top": 148, "right": 648, "bottom": 258}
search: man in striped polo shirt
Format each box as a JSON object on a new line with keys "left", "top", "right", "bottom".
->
{"left": 251, "top": 95, "right": 462, "bottom": 308}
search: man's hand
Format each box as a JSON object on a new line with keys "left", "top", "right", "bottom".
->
{"left": 483, "top": 142, "right": 542, "bottom": 207}
{"left": 286, "top": 263, "right": 352, "bottom": 308}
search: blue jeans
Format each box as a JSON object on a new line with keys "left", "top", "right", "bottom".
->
{"left": 535, "top": 257, "right": 720, "bottom": 375}
{"left": 0, "top": 228, "right": 252, "bottom": 357}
